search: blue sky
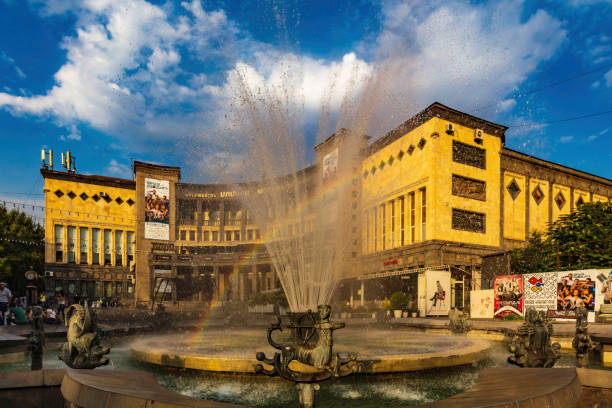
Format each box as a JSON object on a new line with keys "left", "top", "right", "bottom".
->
{"left": 0, "top": 0, "right": 611, "bottom": 214}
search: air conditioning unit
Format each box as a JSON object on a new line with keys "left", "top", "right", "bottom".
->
{"left": 474, "top": 128, "right": 484, "bottom": 144}
{"left": 126, "top": 274, "right": 134, "bottom": 280}
{"left": 446, "top": 123, "right": 455, "bottom": 135}
{"left": 44, "top": 271, "right": 54, "bottom": 277}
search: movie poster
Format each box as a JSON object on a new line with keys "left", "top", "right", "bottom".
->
{"left": 523, "top": 272, "right": 557, "bottom": 313}
{"left": 144, "top": 178, "right": 170, "bottom": 240}
{"left": 322, "top": 148, "right": 338, "bottom": 184}
{"left": 426, "top": 269, "right": 450, "bottom": 316}
{"left": 552, "top": 270, "right": 597, "bottom": 322}
{"left": 470, "top": 289, "right": 494, "bottom": 318}
{"left": 494, "top": 275, "right": 523, "bottom": 317}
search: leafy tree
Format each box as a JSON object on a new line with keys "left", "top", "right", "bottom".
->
{"left": 0, "top": 206, "right": 45, "bottom": 294}
{"left": 511, "top": 202, "right": 612, "bottom": 272}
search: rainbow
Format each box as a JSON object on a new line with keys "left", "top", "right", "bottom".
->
{"left": 190, "top": 168, "right": 359, "bottom": 342}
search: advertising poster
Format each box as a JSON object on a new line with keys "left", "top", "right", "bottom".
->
{"left": 145, "top": 178, "right": 170, "bottom": 240}
{"left": 523, "top": 272, "right": 557, "bottom": 313}
{"left": 551, "top": 270, "right": 599, "bottom": 322}
{"left": 426, "top": 269, "right": 451, "bottom": 316}
{"left": 470, "top": 289, "right": 494, "bottom": 319}
{"left": 494, "top": 275, "right": 523, "bottom": 317}
{"left": 598, "top": 269, "right": 612, "bottom": 307}
{"left": 322, "top": 148, "right": 338, "bottom": 184}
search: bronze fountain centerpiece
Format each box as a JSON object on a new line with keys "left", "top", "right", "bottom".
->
{"left": 255, "top": 304, "right": 358, "bottom": 408}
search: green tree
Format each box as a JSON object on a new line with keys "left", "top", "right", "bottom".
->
{"left": 0, "top": 206, "right": 45, "bottom": 294}
{"left": 511, "top": 202, "right": 612, "bottom": 273}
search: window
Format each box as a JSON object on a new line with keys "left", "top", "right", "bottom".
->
{"left": 116, "top": 282, "right": 123, "bottom": 297}
{"left": 410, "top": 192, "right": 416, "bottom": 243}
{"left": 80, "top": 227, "right": 88, "bottom": 264}
{"left": 364, "top": 210, "right": 369, "bottom": 254}
{"left": 126, "top": 281, "right": 134, "bottom": 297}
{"left": 189, "top": 230, "right": 196, "bottom": 241}
{"left": 255, "top": 229, "right": 261, "bottom": 239}
{"left": 373, "top": 207, "right": 377, "bottom": 252}
{"left": 94, "top": 281, "right": 101, "bottom": 297}
{"left": 399, "top": 196, "right": 405, "bottom": 246}
{"left": 55, "top": 224, "right": 64, "bottom": 262}
{"left": 92, "top": 229, "right": 100, "bottom": 265}
{"left": 180, "top": 230, "right": 187, "bottom": 241}
{"left": 380, "top": 204, "right": 386, "bottom": 251}
{"left": 390, "top": 199, "right": 395, "bottom": 249}
{"left": 212, "top": 231, "right": 219, "bottom": 241}
{"left": 126, "top": 231, "right": 134, "bottom": 263}
{"left": 225, "top": 231, "right": 232, "bottom": 241}
{"left": 67, "top": 226, "right": 76, "bottom": 263}
{"left": 421, "top": 188, "right": 427, "bottom": 241}
{"left": 247, "top": 229, "right": 253, "bottom": 240}
{"left": 203, "top": 231, "right": 210, "bottom": 241}
{"left": 103, "top": 229, "right": 112, "bottom": 265}
{"left": 115, "top": 230, "right": 123, "bottom": 266}
{"left": 104, "top": 281, "right": 113, "bottom": 297}
{"left": 234, "top": 231, "right": 240, "bottom": 241}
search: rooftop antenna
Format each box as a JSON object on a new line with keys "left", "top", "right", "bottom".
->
{"left": 61, "top": 151, "right": 77, "bottom": 173}
{"left": 41, "top": 149, "right": 54, "bottom": 169}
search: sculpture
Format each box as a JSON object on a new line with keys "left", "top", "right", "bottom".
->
{"left": 572, "top": 306, "right": 595, "bottom": 367}
{"left": 447, "top": 308, "right": 471, "bottom": 334}
{"left": 58, "top": 303, "right": 110, "bottom": 369}
{"left": 30, "top": 305, "right": 45, "bottom": 371}
{"left": 508, "top": 307, "right": 560, "bottom": 368}
{"left": 255, "top": 304, "right": 358, "bottom": 408}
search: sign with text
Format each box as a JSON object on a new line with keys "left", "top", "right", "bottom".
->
{"left": 145, "top": 178, "right": 170, "bottom": 240}
{"left": 494, "top": 274, "right": 523, "bottom": 317}
{"left": 523, "top": 272, "right": 557, "bottom": 313}
{"left": 470, "top": 289, "right": 494, "bottom": 319}
{"left": 426, "top": 269, "right": 450, "bottom": 316}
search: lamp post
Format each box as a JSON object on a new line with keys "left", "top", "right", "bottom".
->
{"left": 24, "top": 266, "right": 38, "bottom": 308}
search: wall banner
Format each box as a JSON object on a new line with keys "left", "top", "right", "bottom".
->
{"left": 426, "top": 269, "right": 451, "bottom": 316}
{"left": 470, "top": 289, "right": 494, "bottom": 319}
{"left": 322, "top": 148, "right": 338, "bottom": 184}
{"left": 494, "top": 274, "right": 523, "bottom": 317}
{"left": 523, "top": 272, "right": 557, "bottom": 313}
{"left": 145, "top": 178, "right": 170, "bottom": 240}
{"left": 550, "top": 269, "right": 604, "bottom": 323}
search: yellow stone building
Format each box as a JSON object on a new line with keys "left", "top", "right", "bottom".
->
{"left": 40, "top": 102, "right": 612, "bottom": 313}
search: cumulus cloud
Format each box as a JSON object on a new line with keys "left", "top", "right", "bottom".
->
{"left": 106, "top": 159, "right": 132, "bottom": 178}
{"left": 59, "top": 124, "right": 81, "bottom": 141}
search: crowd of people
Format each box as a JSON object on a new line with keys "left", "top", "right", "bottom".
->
{"left": 0, "top": 282, "right": 69, "bottom": 326}
{"left": 557, "top": 273, "right": 596, "bottom": 311}
{"left": 145, "top": 189, "right": 169, "bottom": 223}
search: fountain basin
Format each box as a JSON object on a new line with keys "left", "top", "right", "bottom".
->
{"left": 130, "top": 328, "right": 491, "bottom": 374}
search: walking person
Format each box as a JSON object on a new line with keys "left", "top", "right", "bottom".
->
{"left": 57, "top": 291, "right": 66, "bottom": 321}
{"left": 0, "top": 282, "right": 13, "bottom": 326}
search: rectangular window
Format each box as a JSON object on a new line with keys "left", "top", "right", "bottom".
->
{"left": 180, "top": 230, "right": 186, "bottom": 241}
{"left": 255, "top": 229, "right": 261, "bottom": 239}
{"left": 94, "top": 281, "right": 100, "bottom": 297}
{"left": 203, "top": 231, "right": 210, "bottom": 241}
{"left": 212, "top": 231, "right": 219, "bottom": 241}
{"left": 225, "top": 231, "right": 232, "bottom": 241}
{"left": 80, "top": 280, "right": 87, "bottom": 298}
{"left": 67, "top": 280, "right": 76, "bottom": 296}
{"left": 115, "top": 230, "right": 123, "bottom": 266}
{"left": 247, "top": 229, "right": 253, "bottom": 240}
{"left": 452, "top": 208, "right": 486, "bottom": 233}
{"left": 373, "top": 207, "right": 377, "bottom": 252}
{"left": 104, "top": 281, "right": 113, "bottom": 297}
{"left": 92, "top": 229, "right": 100, "bottom": 265}
{"left": 79, "top": 227, "right": 88, "bottom": 264}
{"left": 55, "top": 224, "right": 64, "bottom": 262}
{"left": 126, "top": 281, "right": 134, "bottom": 297}
{"left": 126, "top": 231, "right": 134, "bottom": 263}
{"left": 452, "top": 140, "right": 486, "bottom": 169}
{"left": 189, "top": 230, "right": 196, "bottom": 241}
{"left": 421, "top": 188, "right": 427, "bottom": 241}
{"left": 116, "top": 282, "right": 123, "bottom": 297}
{"left": 390, "top": 199, "right": 395, "bottom": 249}
{"left": 104, "top": 229, "right": 112, "bottom": 265}
{"left": 380, "top": 204, "right": 386, "bottom": 251}
{"left": 364, "top": 210, "right": 369, "bottom": 254}
{"left": 399, "top": 196, "right": 405, "bottom": 246}
{"left": 234, "top": 231, "right": 240, "bottom": 241}
{"left": 67, "top": 226, "right": 76, "bottom": 263}
{"left": 410, "top": 192, "right": 416, "bottom": 243}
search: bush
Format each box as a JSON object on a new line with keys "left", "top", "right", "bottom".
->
{"left": 390, "top": 292, "right": 409, "bottom": 310}
{"left": 502, "top": 313, "right": 524, "bottom": 321}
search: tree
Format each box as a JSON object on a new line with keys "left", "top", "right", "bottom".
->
{"left": 0, "top": 206, "right": 45, "bottom": 294}
{"left": 511, "top": 202, "right": 612, "bottom": 273}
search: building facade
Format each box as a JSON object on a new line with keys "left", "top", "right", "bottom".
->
{"left": 41, "top": 102, "right": 612, "bottom": 312}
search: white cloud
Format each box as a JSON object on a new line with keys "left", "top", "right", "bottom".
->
{"left": 604, "top": 69, "right": 612, "bottom": 87}
{"left": 106, "top": 159, "right": 132, "bottom": 178}
{"left": 0, "top": 51, "right": 26, "bottom": 79}
{"left": 560, "top": 135, "right": 574, "bottom": 143}
{"left": 59, "top": 124, "right": 81, "bottom": 141}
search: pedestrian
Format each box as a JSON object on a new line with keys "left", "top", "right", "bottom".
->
{"left": 39, "top": 292, "right": 47, "bottom": 308}
{"left": 57, "top": 290, "right": 66, "bottom": 320}
{"left": 0, "top": 282, "right": 12, "bottom": 326}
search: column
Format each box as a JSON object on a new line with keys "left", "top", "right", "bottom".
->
{"left": 196, "top": 200, "right": 202, "bottom": 242}
{"left": 360, "top": 280, "right": 365, "bottom": 306}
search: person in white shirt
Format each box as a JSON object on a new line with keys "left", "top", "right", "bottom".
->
{"left": 0, "top": 282, "right": 12, "bottom": 326}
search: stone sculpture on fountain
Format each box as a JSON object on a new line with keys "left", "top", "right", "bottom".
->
{"left": 572, "top": 306, "right": 596, "bottom": 367}
{"left": 508, "top": 306, "right": 560, "bottom": 368}
{"left": 58, "top": 303, "right": 110, "bottom": 369}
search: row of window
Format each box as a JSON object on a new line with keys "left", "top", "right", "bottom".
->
{"left": 363, "top": 187, "right": 426, "bottom": 254}
{"left": 53, "top": 189, "right": 134, "bottom": 206}
{"left": 54, "top": 279, "right": 133, "bottom": 298}
{"left": 179, "top": 228, "right": 262, "bottom": 242}
{"left": 54, "top": 225, "right": 134, "bottom": 266}
{"left": 363, "top": 138, "right": 427, "bottom": 179}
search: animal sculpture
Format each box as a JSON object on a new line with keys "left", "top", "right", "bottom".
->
{"left": 58, "top": 303, "right": 110, "bottom": 369}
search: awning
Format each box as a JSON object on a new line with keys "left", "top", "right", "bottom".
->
{"left": 358, "top": 264, "right": 450, "bottom": 280}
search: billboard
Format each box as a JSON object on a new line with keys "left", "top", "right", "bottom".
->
{"left": 523, "top": 272, "right": 557, "bottom": 313}
{"left": 550, "top": 270, "right": 598, "bottom": 322}
{"left": 494, "top": 274, "right": 523, "bottom": 317}
{"left": 322, "top": 148, "right": 338, "bottom": 184}
{"left": 426, "top": 269, "right": 451, "bottom": 316}
{"left": 144, "top": 178, "right": 170, "bottom": 240}
{"left": 470, "top": 289, "right": 494, "bottom": 319}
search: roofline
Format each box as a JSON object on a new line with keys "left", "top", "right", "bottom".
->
{"left": 502, "top": 147, "right": 612, "bottom": 186}
{"left": 314, "top": 128, "right": 372, "bottom": 151}
{"left": 41, "top": 169, "right": 135, "bottom": 189}
{"left": 133, "top": 160, "right": 181, "bottom": 179}
{"left": 366, "top": 101, "right": 507, "bottom": 156}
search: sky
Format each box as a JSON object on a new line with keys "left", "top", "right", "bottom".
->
{"left": 0, "top": 0, "right": 611, "bottom": 217}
